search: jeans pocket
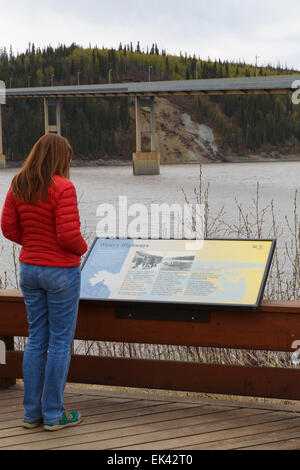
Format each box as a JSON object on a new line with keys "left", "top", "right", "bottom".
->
{"left": 40, "top": 266, "right": 69, "bottom": 292}
{"left": 20, "top": 262, "right": 35, "bottom": 289}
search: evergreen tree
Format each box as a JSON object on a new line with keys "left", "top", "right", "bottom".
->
{"left": 0, "top": 43, "right": 299, "bottom": 159}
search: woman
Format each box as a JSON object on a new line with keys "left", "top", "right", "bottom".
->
{"left": 0, "top": 133, "right": 88, "bottom": 431}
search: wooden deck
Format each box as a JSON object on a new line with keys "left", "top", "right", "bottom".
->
{"left": 1, "top": 385, "right": 300, "bottom": 450}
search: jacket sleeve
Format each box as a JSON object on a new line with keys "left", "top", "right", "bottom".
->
{"left": 54, "top": 183, "right": 88, "bottom": 256}
{"left": 0, "top": 188, "right": 22, "bottom": 245}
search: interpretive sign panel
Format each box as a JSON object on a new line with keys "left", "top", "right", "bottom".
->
{"left": 80, "top": 238, "right": 275, "bottom": 308}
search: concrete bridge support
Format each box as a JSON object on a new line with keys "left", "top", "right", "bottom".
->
{"left": 133, "top": 96, "right": 160, "bottom": 175}
{"left": 44, "top": 98, "right": 61, "bottom": 135}
{"left": 0, "top": 105, "right": 5, "bottom": 169}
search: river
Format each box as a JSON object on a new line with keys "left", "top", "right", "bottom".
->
{"left": 0, "top": 161, "right": 299, "bottom": 291}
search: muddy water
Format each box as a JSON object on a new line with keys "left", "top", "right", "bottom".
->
{"left": 0, "top": 161, "right": 299, "bottom": 288}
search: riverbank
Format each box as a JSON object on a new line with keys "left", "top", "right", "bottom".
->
{"left": 4, "top": 158, "right": 132, "bottom": 169}
{"left": 4, "top": 152, "right": 300, "bottom": 168}
{"left": 225, "top": 152, "right": 300, "bottom": 163}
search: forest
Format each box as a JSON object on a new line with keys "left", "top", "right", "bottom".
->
{"left": 0, "top": 42, "right": 300, "bottom": 161}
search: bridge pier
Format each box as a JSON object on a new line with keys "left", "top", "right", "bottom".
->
{"left": 44, "top": 98, "right": 61, "bottom": 135}
{"left": 0, "top": 105, "right": 6, "bottom": 169}
{"left": 133, "top": 96, "right": 160, "bottom": 175}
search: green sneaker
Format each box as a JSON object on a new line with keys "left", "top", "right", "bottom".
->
{"left": 22, "top": 418, "right": 43, "bottom": 429}
{"left": 44, "top": 411, "right": 82, "bottom": 431}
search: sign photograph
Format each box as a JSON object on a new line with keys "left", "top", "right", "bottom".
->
{"left": 80, "top": 238, "right": 275, "bottom": 308}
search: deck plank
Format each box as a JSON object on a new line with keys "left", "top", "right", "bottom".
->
{"left": 181, "top": 424, "right": 300, "bottom": 450}
{"left": 0, "top": 394, "right": 137, "bottom": 415}
{"left": 0, "top": 404, "right": 237, "bottom": 449}
{"left": 0, "top": 386, "right": 299, "bottom": 450}
{"left": 111, "top": 412, "right": 299, "bottom": 451}
{"left": 0, "top": 403, "right": 218, "bottom": 439}
{"left": 0, "top": 397, "right": 165, "bottom": 425}
{"left": 1, "top": 408, "right": 272, "bottom": 450}
{"left": 241, "top": 438, "right": 300, "bottom": 450}
{"left": 0, "top": 393, "right": 102, "bottom": 408}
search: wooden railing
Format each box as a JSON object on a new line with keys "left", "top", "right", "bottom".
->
{"left": 1, "top": 290, "right": 300, "bottom": 400}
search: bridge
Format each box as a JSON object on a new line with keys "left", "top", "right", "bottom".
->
{"left": 1, "top": 74, "right": 300, "bottom": 174}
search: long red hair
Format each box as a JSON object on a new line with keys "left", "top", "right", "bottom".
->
{"left": 11, "top": 133, "right": 73, "bottom": 204}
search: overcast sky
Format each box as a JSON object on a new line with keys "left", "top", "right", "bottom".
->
{"left": 0, "top": 0, "right": 299, "bottom": 70}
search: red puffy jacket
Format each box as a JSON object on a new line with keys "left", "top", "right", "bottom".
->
{"left": 0, "top": 174, "right": 88, "bottom": 267}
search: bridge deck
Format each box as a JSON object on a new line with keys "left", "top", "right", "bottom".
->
{"left": 5, "top": 74, "right": 300, "bottom": 98}
{"left": 0, "top": 384, "right": 300, "bottom": 450}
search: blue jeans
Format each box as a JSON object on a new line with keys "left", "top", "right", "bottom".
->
{"left": 19, "top": 261, "right": 81, "bottom": 424}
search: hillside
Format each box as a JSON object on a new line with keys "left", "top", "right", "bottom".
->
{"left": 0, "top": 43, "right": 300, "bottom": 163}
